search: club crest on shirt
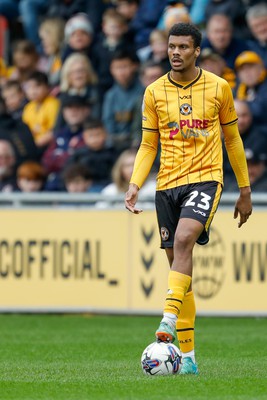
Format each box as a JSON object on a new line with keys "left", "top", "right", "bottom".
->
{"left": 180, "top": 103, "right": 192, "bottom": 116}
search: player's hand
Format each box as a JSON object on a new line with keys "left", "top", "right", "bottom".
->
{"left": 234, "top": 187, "right": 252, "bottom": 228}
{"left": 125, "top": 183, "right": 143, "bottom": 214}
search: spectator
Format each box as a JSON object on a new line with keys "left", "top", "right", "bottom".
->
{"left": 224, "top": 147, "right": 267, "bottom": 192}
{"left": 157, "top": 2, "right": 191, "bottom": 32}
{"left": 131, "top": 60, "right": 165, "bottom": 147}
{"left": 62, "top": 163, "right": 95, "bottom": 193}
{"left": 0, "top": 95, "right": 39, "bottom": 166}
{"left": 67, "top": 118, "right": 118, "bottom": 190}
{"left": 0, "top": 139, "right": 17, "bottom": 192}
{"left": 1, "top": 80, "right": 27, "bottom": 120}
{"left": 205, "top": 0, "right": 248, "bottom": 38}
{"left": 141, "top": 29, "right": 170, "bottom": 73}
{"left": 61, "top": 12, "right": 94, "bottom": 62}
{"left": 130, "top": 0, "right": 166, "bottom": 50}
{"left": 97, "top": 147, "right": 155, "bottom": 208}
{"left": 38, "top": 17, "right": 65, "bottom": 90}
{"left": 102, "top": 49, "right": 143, "bottom": 151}
{"left": 22, "top": 71, "right": 60, "bottom": 149}
{"left": 91, "top": 8, "right": 132, "bottom": 103}
{"left": 246, "top": 2, "right": 267, "bottom": 68}
{"left": 7, "top": 40, "right": 42, "bottom": 87}
{"left": 18, "top": 0, "right": 50, "bottom": 51}
{"left": 16, "top": 160, "right": 46, "bottom": 192}
{"left": 201, "top": 14, "right": 249, "bottom": 71}
{"left": 198, "top": 48, "right": 236, "bottom": 88}
{"left": 234, "top": 51, "right": 267, "bottom": 124}
{"left": 223, "top": 99, "right": 267, "bottom": 188}
{"left": 42, "top": 94, "right": 92, "bottom": 190}
{"left": 57, "top": 52, "right": 100, "bottom": 125}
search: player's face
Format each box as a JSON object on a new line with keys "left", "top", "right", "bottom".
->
{"left": 168, "top": 35, "right": 200, "bottom": 73}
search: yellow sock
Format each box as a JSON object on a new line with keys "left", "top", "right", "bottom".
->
{"left": 164, "top": 271, "right": 192, "bottom": 317}
{"left": 176, "top": 290, "right": 196, "bottom": 353}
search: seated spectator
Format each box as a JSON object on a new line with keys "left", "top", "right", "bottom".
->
{"left": 91, "top": 8, "right": 132, "bottom": 103}
{"left": 102, "top": 49, "right": 143, "bottom": 151}
{"left": 7, "top": 40, "right": 43, "bottom": 87}
{"left": 115, "top": 0, "right": 139, "bottom": 26}
{"left": 198, "top": 48, "right": 236, "bottom": 88}
{"left": 1, "top": 80, "right": 28, "bottom": 120}
{"left": 67, "top": 118, "right": 118, "bottom": 190}
{"left": 205, "top": 0, "right": 248, "bottom": 38}
{"left": 224, "top": 147, "right": 267, "bottom": 192}
{"left": 62, "top": 163, "right": 96, "bottom": 193}
{"left": 140, "top": 29, "right": 170, "bottom": 73}
{"left": 234, "top": 51, "right": 267, "bottom": 124}
{"left": 223, "top": 98, "right": 267, "bottom": 185}
{"left": 97, "top": 147, "right": 155, "bottom": 208}
{"left": 22, "top": 71, "right": 60, "bottom": 149}
{"left": 57, "top": 52, "right": 100, "bottom": 126}
{"left": 0, "top": 139, "right": 17, "bottom": 192}
{"left": 0, "top": 95, "right": 39, "bottom": 166}
{"left": 201, "top": 14, "right": 249, "bottom": 72}
{"left": 130, "top": 0, "right": 166, "bottom": 50}
{"left": 157, "top": 2, "right": 191, "bottom": 32}
{"left": 61, "top": 12, "right": 94, "bottom": 62}
{"left": 131, "top": 60, "right": 165, "bottom": 146}
{"left": 246, "top": 2, "right": 267, "bottom": 68}
{"left": 16, "top": 160, "right": 46, "bottom": 192}
{"left": 38, "top": 17, "right": 65, "bottom": 90}
{"left": 42, "top": 94, "right": 92, "bottom": 191}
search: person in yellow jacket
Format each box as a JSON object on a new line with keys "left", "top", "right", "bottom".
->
{"left": 22, "top": 71, "right": 60, "bottom": 149}
{"left": 125, "top": 23, "right": 252, "bottom": 375}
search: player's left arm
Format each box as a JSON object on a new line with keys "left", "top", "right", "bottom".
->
{"left": 222, "top": 122, "right": 252, "bottom": 227}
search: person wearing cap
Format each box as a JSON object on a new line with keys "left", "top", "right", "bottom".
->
{"left": 234, "top": 50, "right": 267, "bottom": 124}
{"left": 61, "top": 12, "right": 94, "bottom": 63}
{"left": 41, "top": 94, "right": 92, "bottom": 191}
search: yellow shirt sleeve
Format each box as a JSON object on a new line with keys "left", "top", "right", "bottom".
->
{"left": 130, "top": 130, "right": 159, "bottom": 189}
{"left": 222, "top": 122, "right": 250, "bottom": 188}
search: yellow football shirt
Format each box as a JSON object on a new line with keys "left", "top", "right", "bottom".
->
{"left": 131, "top": 68, "right": 248, "bottom": 191}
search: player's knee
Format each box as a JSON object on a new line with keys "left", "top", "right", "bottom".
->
{"left": 174, "top": 230, "right": 195, "bottom": 252}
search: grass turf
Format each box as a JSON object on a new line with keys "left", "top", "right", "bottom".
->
{"left": 0, "top": 315, "right": 266, "bottom": 400}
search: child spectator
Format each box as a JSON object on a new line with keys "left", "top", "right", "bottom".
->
{"left": 141, "top": 29, "right": 170, "bottom": 72}
{"left": 234, "top": 51, "right": 267, "bottom": 125}
{"left": 16, "top": 160, "right": 46, "bottom": 192}
{"left": 22, "top": 71, "right": 60, "bottom": 149}
{"left": 62, "top": 163, "right": 94, "bottom": 193}
{"left": 67, "top": 118, "right": 118, "bottom": 190}
{"left": 7, "top": 40, "right": 42, "bottom": 86}
{"left": 38, "top": 17, "right": 65, "bottom": 90}
{"left": 91, "top": 8, "right": 132, "bottom": 102}
{"left": 61, "top": 13, "right": 94, "bottom": 62}
{"left": 1, "top": 80, "right": 27, "bottom": 120}
{"left": 57, "top": 52, "right": 100, "bottom": 125}
{"left": 102, "top": 49, "right": 143, "bottom": 151}
{"left": 42, "top": 94, "right": 92, "bottom": 191}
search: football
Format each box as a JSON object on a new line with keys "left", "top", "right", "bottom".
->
{"left": 141, "top": 341, "right": 182, "bottom": 376}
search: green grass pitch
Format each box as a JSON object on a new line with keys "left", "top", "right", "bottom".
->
{"left": 0, "top": 314, "right": 266, "bottom": 400}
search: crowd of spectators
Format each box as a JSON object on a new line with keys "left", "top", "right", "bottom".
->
{"left": 0, "top": 0, "right": 266, "bottom": 196}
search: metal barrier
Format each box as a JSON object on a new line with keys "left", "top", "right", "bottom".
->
{"left": 0, "top": 192, "right": 266, "bottom": 208}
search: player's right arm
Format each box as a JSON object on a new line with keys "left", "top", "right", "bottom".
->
{"left": 125, "top": 129, "right": 159, "bottom": 213}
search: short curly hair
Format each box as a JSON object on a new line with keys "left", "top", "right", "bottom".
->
{"left": 168, "top": 23, "right": 202, "bottom": 48}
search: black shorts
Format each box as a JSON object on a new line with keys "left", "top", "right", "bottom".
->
{"left": 155, "top": 181, "right": 222, "bottom": 247}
